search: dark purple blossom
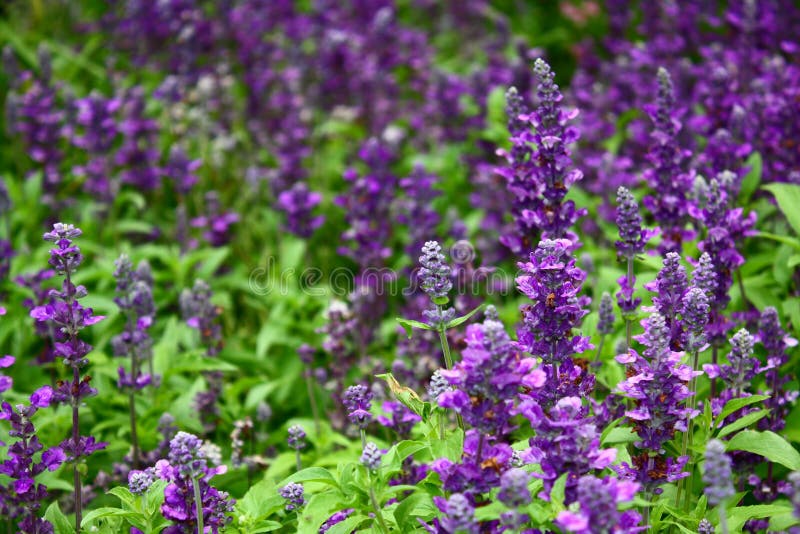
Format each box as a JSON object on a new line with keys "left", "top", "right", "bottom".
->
{"left": 757, "top": 307, "right": 799, "bottom": 432}
{"left": 0, "top": 386, "right": 63, "bottom": 534}
{"left": 598, "top": 292, "right": 615, "bottom": 336}
{"left": 156, "top": 432, "right": 234, "bottom": 534}
{"left": 115, "top": 86, "right": 161, "bottom": 191}
{"left": 287, "top": 425, "right": 306, "bottom": 451}
{"left": 644, "top": 252, "right": 689, "bottom": 349}
{"left": 277, "top": 183, "right": 324, "bottom": 238}
{"left": 319, "top": 509, "right": 354, "bottom": 533}
{"left": 642, "top": 67, "right": 695, "bottom": 254}
{"left": 432, "top": 493, "right": 478, "bottom": 534}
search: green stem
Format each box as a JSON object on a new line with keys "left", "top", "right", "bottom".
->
{"left": 305, "top": 367, "right": 321, "bottom": 437}
{"left": 368, "top": 475, "right": 389, "bottom": 534}
{"left": 360, "top": 429, "right": 367, "bottom": 451}
{"left": 192, "top": 477, "right": 204, "bottom": 534}
{"left": 438, "top": 325, "right": 464, "bottom": 431}
{"left": 677, "top": 350, "right": 699, "bottom": 509}
{"left": 625, "top": 257, "right": 634, "bottom": 351}
{"left": 594, "top": 335, "right": 605, "bottom": 363}
{"left": 295, "top": 449, "right": 302, "bottom": 471}
{"left": 719, "top": 503, "right": 729, "bottom": 534}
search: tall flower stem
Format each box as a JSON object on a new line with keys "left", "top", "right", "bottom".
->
{"left": 129, "top": 390, "right": 140, "bottom": 469}
{"left": 192, "top": 477, "right": 204, "bottom": 534}
{"left": 304, "top": 368, "right": 321, "bottom": 436}
{"left": 625, "top": 258, "right": 634, "bottom": 350}
{"left": 677, "top": 350, "right": 700, "bottom": 509}
{"left": 437, "top": 323, "right": 463, "bottom": 431}
{"left": 72, "top": 367, "right": 82, "bottom": 532}
{"left": 360, "top": 429, "right": 367, "bottom": 450}
{"left": 367, "top": 473, "right": 389, "bottom": 534}
{"left": 718, "top": 504, "right": 729, "bottom": 534}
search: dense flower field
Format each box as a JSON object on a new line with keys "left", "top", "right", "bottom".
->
{"left": 1, "top": 0, "right": 799, "bottom": 532}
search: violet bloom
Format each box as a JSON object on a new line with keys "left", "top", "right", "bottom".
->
{"left": 0, "top": 354, "right": 13, "bottom": 393}
{"left": 703, "top": 439, "right": 734, "bottom": 507}
{"left": 432, "top": 493, "right": 478, "bottom": 534}
{"left": 516, "top": 239, "right": 591, "bottom": 365}
{"left": 342, "top": 384, "right": 373, "bottom": 430}
{"left": 682, "top": 287, "right": 709, "bottom": 354}
{"left": 597, "top": 292, "right": 615, "bottom": 336}
{"left": 156, "top": 432, "right": 234, "bottom": 534}
{"left": 30, "top": 224, "right": 106, "bottom": 529}
{"left": 515, "top": 239, "right": 593, "bottom": 409}
{"left": 319, "top": 509, "right": 355, "bottom": 532}
{"left": 128, "top": 467, "right": 157, "bottom": 496}
{"left": 191, "top": 191, "right": 239, "bottom": 248}
{"left": 642, "top": 67, "right": 694, "bottom": 254}
{"left": 615, "top": 186, "right": 654, "bottom": 319}
{"left": 71, "top": 92, "right": 120, "bottom": 202}
{"left": 4, "top": 46, "right": 65, "bottom": 200}
{"left": 276, "top": 183, "right": 324, "bottom": 238}
{"left": 418, "top": 241, "right": 455, "bottom": 327}
{"left": 116, "top": 86, "right": 161, "bottom": 191}
{"left": 555, "top": 475, "right": 642, "bottom": 533}
{"left": 431, "top": 429, "right": 515, "bottom": 496}
{"left": 360, "top": 442, "right": 383, "bottom": 471}
{"left": 498, "top": 59, "right": 586, "bottom": 254}
{"left": 438, "top": 308, "right": 545, "bottom": 436}
{"left": 644, "top": 252, "right": 688, "bottom": 349}
{"left": 515, "top": 396, "right": 616, "bottom": 502}
{"left": 279, "top": 483, "right": 304, "bottom": 512}
{"left": 377, "top": 401, "right": 421, "bottom": 437}
{"left": 287, "top": 425, "right": 306, "bottom": 452}
{"left": 703, "top": 328, "right": 764, "bottom": 419}
{"left": 112, "top": 255, "right": 156, "bottom": 390}
{"left": 691, "top": 174, "right": 756, "bottom": 342}
{"left": 614, "top": 313, "right": 697, "bottom": 492}
{"left": 0, "top": 386, "right": 64, "bottom": 534}
{"left": 757, "top": 307, "right": 799, "bottom": 432}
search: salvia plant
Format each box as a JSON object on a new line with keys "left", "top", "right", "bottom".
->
{"left": 0, "top": 2, "right": 798, "bottom": 534}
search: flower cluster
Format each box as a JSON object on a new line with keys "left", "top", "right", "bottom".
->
{"left": 151, "top": 432, "right": 234, "bottom": 533}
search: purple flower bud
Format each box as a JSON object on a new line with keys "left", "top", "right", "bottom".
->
{"left": 615, "top": 186, "right": 651, "bottom": 259}
{"left": 419, "top": 241, "right": 452, "bottom": 301}
{"left": 497, "top": 468, "right": 531, "bottom": 508}
{"left": 682, "top": 288, "right": 709, "bottom": 353}
{"left": 287, "top": 425, "right": 306, "bottom": 451}
{"left": 343, "top": 385, "right": 373, "bottom": 429}
{"left": 279, "top": 482, "right": 305, "bottom": 512}
{"left": 597, "top": 292, "right": 615, "bottom": 335}
{"left": 360, "top": 442, "right": 383, "bottom": 471}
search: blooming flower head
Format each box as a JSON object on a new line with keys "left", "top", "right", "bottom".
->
{"left": 279, "top": 482, "right": 305, "bottom": 512}
{"left": 433, "top": 493, "right": 478, "bottom": 534}
{"left": 615, "top": 186, "right": 653, "bottom": 259}
{"left": 598, "top": 292, "right": 615, "bottom": 336}
{"left": 287, "top": 425, "right": 306, "bottom": 451}
{"left": 342, "top": 384, "right": 373, "bottom": 429}
{"left": 360, "top": 442, "right": 383, "bottom": 471}
{"left": 703, "top": 439, "right": 734, "bottom": 506}
{"left": 682, "top": 287, "right": 709, "bottom": 353}
{"left": 555, "top": 475, "right": 642, "bottom": 533}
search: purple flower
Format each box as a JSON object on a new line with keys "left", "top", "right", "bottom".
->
{"left": 682, "top": 287, "right": 709, "bottom": 353}
{"left": 757, "top": 307, "right": 799, "bottom": 432}
{"left": 287, "top": 425, "right": 306, "bottom": 451}
{"left": 128, "top": 468, "right": 157, "bottom": 496}
{"left": 598, "top": 292, "right": 615, "bottom": 336}
{"left": 115, "top": 86, "right": 161, "bottom": 191}
{"left": 276, "top": 183, "right": 324, "bottom": 238}
{"left": 319, "top": 509, "right": 354, "bottom": 533}
{"left": 499, "top": 59, "right": 586, "bottom": 254}
{"left": 703, "top": 439, "right": 734, "bottom": 506}
{"left": 642, "top": 67, "right": 695, "bottom": 254}
{"left": 615, "top": 186, "right": 653, "bottom": 259}
{"left": 644, "top": 252, "right": 688, "bottom": 348}
{"left": 419, "top": 241, "right": 453, "bottom": 301}
{"left": 342, "top": 385, "right": 373, "bottom": 430}
{"left": 555, "top": 475, "right": 642, "bottom": 533}
{"left": 279, "top": 482, "right": 305, "bottom": 512}
{"left": 157, "top": 432, "right": 234, "bottom": 533}
{"left": 180, "top": 279, "right": 222, "bottom": 357}
{"left": 497, "top": 468, "right": 531, "bottom": 508}
{"left": 433, "top": 493, "right": 478, "bottom": 534}
{"left": 438, "top": 308, "right": 544, "bottom": 436}
{"left": 0, "top": 386, "right": 64, "bottom": 533}
{"left": 360, "top": 442, "right": 383, "bottom": 471}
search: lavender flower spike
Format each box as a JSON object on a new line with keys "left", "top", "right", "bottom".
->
{"left": 418, "top": 240, "right": 455, "bottom": 328}
{"left": 615, "top": 186, "right": 652, "bottom": 259}
{"left": 279, "top": 483, "right": 305, "bottom": 512}
{"left": 703, "top": 439, "right": 734, "bottom": 507}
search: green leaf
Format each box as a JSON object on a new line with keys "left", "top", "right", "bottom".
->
{"left": 550, "top": 473, "right": 568, "bottom": 512}
{"left": 44, "top": 502, "right": 73, "bottom": 534}
{"left": 376, "top": 373, "right": 427, "bottom": 418}
{"left": 725, "top": 431, "right": 800, "bottom": 470}
{"left": 764, "top": 183, "right": 800, "bottom": 236}
{"left": 396, "top": 317, "right": 434, "bottom": 338}
{"left": 727, "top": 503, "right": 794, "bottom": 532}
{"left": 601, "top": 426, "right": 638, "bottom": 445}
{"left": 281, "top": 467, "right": 340, "bottom": 488}
{"left": 717, "top": 409, "right": 770, "bottom": 438}
{"left": 714, "top": 395, "right": 769, "bottom": 426}
{"left": 739, "top": 152, "right": 762, "bottom": 202}
{"left": 393, "top": 493, "right": 436, "bottom": 523}
{"left": 445, "top": 304, "right": 484, "bottom": 329}
{"left": 108, "top": 486, "right": 137, "bottom": 509}
{"left": 81, "top": 508, "right": 138, "bottom": 528}
{"left": 770, "top": 511, "right": 800, "bottom": 531}
{"left": 756, "top": 231, "right": 800, "bottom": 251}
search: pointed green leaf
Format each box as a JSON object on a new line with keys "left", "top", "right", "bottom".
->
{"left": 725, "top": 430, "right": 800, "bottom": 470}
